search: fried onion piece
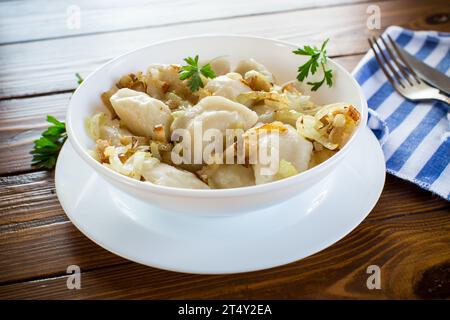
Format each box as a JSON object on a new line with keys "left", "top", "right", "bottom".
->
{"left": 244, "top": 70, "right": 273, "bottom": 92}
{"left": 236, "top": 89, "right": 318, "bottom": 117}
{"left": 101, "top": 87, "right": 119, "bottom": 119}
{"left": 276, "top": 159, "right": 298, "bottom": 179}
{"left": 85, "top": 112, "right": 133, "bottom": 145}
{"left": 95, "top": 139, "right": 111, "bottom": 163}
{"left": 296, "top": 103, "right": 360, "bottom": 150}
{"left": 273, "top": 109, "right": 302, "bottom": 127}
{"left": 146, "top": 64, "right": 192, "bottom": 100}
{"left": 236, "top": 122, "right": 289, "bottom": 162}
{"left": 236, "top": 91, "right": 289, "bottom": 108}
{"left": 116, "top": 72, "right": 147, "bottom": 92}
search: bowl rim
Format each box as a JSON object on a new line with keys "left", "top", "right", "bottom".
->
{"left": 66, "top": 34, "right": 368, "bottom": 198}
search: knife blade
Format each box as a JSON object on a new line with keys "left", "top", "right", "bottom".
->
{"left": 394, "top": 43, "right": 450, "bottom": 95}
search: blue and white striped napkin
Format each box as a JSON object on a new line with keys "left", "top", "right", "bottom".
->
{"left": 352, "top": 26, "right": 450, "bottom": 201}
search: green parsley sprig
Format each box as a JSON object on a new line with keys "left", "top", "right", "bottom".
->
{"left": 30, "top": 73, "right": 83, "bottom": 169}
{"left": 75, "top": 72, "right": 84, "bottom": 85}
{"left": 293, "top": 39, "right": 333, "bottom": 91}
{"left": 30, "top": 115, "right": 67, "bottom": 169}
{"left": 179, "top": 55, "right": 216, "bottom": 92}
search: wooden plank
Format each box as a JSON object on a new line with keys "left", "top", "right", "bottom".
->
{"left": 0, "top": 170, "right": 448, "bottom": 285}
{"left": 0, "top": 0, "right": 448, "bottom": 99}
{"left": 0, "top": 94, "right": 70, "bottom": 175}
{"left": 0, "top": 207, "right": 448, "bottom": 299}
{"left": 369, "top": 177, "right": 450, "bottom": 222}
{"left": 0, "top": 221, "right": 127, "bottom": 285}
{"left": 0, "top": 54, "right": 363, "bottom": 175}
{"left": 0, "top": 171, "right": 62, "bottom": 229}
{"left": 0, "top": 0, "right": 371, "bottom": 45}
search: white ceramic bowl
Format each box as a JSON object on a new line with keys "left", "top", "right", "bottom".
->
{"left": 66, "top": 35, "right": 368, "bottom": 215}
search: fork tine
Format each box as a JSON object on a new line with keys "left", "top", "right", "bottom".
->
{"left": 387, "top": 34, "right": 421, "bottom": 84}
{"left": 372, "top": 36, "right": 405, "bottom": 88}
{"left": 380, "top": 35, "right": 413, "bottom": 86}
{"left": 368, "top": 38, "right": 397, "bottom": 87}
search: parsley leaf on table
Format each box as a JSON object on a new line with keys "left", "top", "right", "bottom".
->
{"left": 179, "top": 55, "right": 216, "bottom": 91}
{"left": 30, "top": 115, "right": 67, "bottom": 169}
{"left": 293, "top": 39, "right": 333, "bottom": 91}
{"left": 30, "top": 73, "right": 83, "bottom": 169}
{"left": 75, "top": 72, "right": 84, "bottom": 85}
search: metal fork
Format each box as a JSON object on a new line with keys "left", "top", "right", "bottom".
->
{"left": 368, "top": 35, "right": 450, "bottom": 105}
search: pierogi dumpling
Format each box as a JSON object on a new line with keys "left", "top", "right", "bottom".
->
{"left": 198, "top": 164, "right": 255, "bottom": 189}
{"left": 110, "top": 88, "right": 173, "bottom": 140}
{"left": 206, "top": 56, "right": 231, "bottom": 76}
{"left": 235, "top": 58, "right": 275, "bottom": 83}
{"left": 171, "top": 95, "right": 258, "bottom": 140}
{"left": 204, "top": 73, "right": 252, "bottom": 101}
{"left": 251, "top": 123, "right": 313, "bottom": 185}
{"left": 141, "top": 158, "right": 209, "bottom": 189}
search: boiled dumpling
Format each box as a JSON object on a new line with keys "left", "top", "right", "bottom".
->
{"left": 171, "top": 95, "right": 258, "bottom": 139}
{"left": 171, "top": 96, "right": 258, "bottom": 163}
{"left": 197, "top": 164, "right": 255, "bottom": 189}
{"left": 235, "top": 58, "right": 275, "bottom": 83}
{"left": 204, "top": 73, "right": 251, "bottom": 101}
{"left": 141, "top": 157, "right": 209, "bottom": 189}
{"left": 250, "top": 123, "right": 312, "bottom": 185}
{"left": 110, "top": 88, "right": 173, "bottom": 141}
{"left": 205, "top": 56, "right": 231, "bottom": 76}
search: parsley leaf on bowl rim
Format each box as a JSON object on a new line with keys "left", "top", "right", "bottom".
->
{"left": 293, "top": 39, "right": 333, "bottom": 91}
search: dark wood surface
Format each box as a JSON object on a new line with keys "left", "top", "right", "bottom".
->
{"left": 0, "top": 0, "right": 449, "bottom": 299}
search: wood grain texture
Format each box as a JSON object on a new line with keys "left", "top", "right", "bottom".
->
{"left": 0, "top": 207, "right": 448, "bottom": 299}
{"left": 0, "top": 94, "right": 69, "bottom": 175}
{"left": 0, "top": 221, "right": 127, "bottom": 285}
{"left": 0, "top": 171, "right": 61, "bottom": 229}
{"left": 0, "top": 0, "right": 448, "bottom": 99}
{"left": 0, "top": 0, "right": 371, "bottom": 44}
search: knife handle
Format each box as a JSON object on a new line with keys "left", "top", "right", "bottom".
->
{"left": 432, "top": 92, "right": 450, "bottom": 106}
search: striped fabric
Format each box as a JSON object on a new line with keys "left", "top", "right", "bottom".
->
{"left": 352, "top": 26, "right": 450, "bottom": 201}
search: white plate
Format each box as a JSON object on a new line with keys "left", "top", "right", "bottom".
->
{"left": 55, "top": 127, "right": 385, "bottom": 274}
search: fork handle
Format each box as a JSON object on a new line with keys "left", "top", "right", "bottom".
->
{"left": 433, "top": 92, "right": 450, "bottom": 106}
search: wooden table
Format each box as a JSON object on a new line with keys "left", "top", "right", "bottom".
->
{"left": 0, "top": 0, "right": 449, "bottom": 300}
